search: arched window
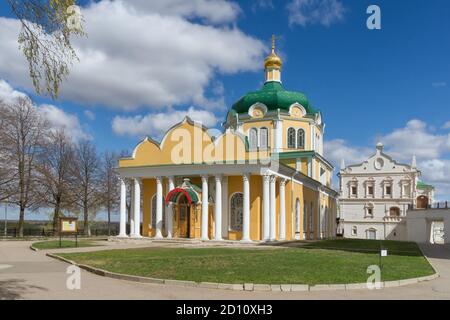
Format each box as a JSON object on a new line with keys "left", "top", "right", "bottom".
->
{"left": 229, "top": 193, "right": 244, "bottom": 232}
{"left": 151, "top": 195, "right": 165, "bottom": 231}
{"left": 287, "top": 128, "right": 296, "bottom": 149}
{"left": 260, "top": 127, "right": 268, "bottom": 150}
{"left": 389, "top": 207, "right": 400, "bottom": 217}
{"left": 249, "top": 128, "right": 258, "bottom": 151}
{"left": 366, "top": 228, "right": 377, "bottom": 240}
{"left": 297, "top": 129, "right": 305, "bottom": 149}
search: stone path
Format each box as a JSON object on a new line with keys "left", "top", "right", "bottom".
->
{"left": 1, "top": 241, "right": 449, "bottom": 300}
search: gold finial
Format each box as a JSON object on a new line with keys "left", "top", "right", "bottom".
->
{"left": 264, "top": 34, "right": 282, "bottom": 70}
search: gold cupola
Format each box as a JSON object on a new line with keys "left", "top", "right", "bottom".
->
{"left": 264, "top": 35, "right": 282, "bottom": 83}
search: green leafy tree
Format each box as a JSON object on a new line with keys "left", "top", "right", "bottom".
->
{"left": 7, "top": 0, "right": 85, "bottom": 99}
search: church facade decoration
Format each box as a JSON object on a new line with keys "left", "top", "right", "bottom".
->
{"left": 117, "top": 37, "right": 338, "bottom": 242}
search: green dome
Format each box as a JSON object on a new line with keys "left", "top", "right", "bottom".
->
{"left": 232, "top": 81, "right": 316, "bottom": 115}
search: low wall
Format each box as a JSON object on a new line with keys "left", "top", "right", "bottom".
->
{"left": 406, "top": 209, "right": 450, "bottom": 244}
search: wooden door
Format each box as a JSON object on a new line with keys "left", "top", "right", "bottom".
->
{"left": 417, "top": 196, "right": 429, "bottom": 209}
{"left": 179, "top": 204, "right": 190, "bottom": 238}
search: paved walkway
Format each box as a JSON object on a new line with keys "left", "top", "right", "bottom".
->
{"left": 0, "top": 241, "right": 449, "bottom": 300}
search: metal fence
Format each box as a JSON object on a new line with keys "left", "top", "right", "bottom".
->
{"left": 408, "top": 202, "right": 450, "bottom": 210}
{"left": 2, "top": 227, "right": 119, "bottom": 238}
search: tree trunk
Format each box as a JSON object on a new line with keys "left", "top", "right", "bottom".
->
{"left": 18, "top": 206, "right": 25, "bottom": 237}
{"left": 83, "top": 203, "right": 90, "bottom": 236}
{"left": 53, "top": 202, "right": 61, "bottom": 234}
{"left": 107, "top": 207, "right": 111, "bottom": 236}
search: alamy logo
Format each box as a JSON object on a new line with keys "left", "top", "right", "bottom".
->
{"left": 366, "top": 265, "right": 382, "bottom": 290}
{"left": 66, "top": 265, "right": 81, "bottom": 290}
{"left": 367, "top": 5, "right": 381, "bottom": 30}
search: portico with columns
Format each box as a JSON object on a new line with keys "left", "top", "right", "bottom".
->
{"left": 116, "top": 36, "right": 338, "bottom": 242}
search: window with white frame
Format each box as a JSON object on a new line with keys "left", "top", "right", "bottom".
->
{"left": 351, "top": 226, "right": 357, "bottom": 236}
{"left": 366, "top": 228, "right": 377, "bottom": 240}
{"left": 383, "top": 178, "right": 393, "bottom": 198}
{"left": 297, "top": 129, "right": 305, "bottom": 149}
{"left": 259, "top": 127, "right": 268, "bottom": 150}
{"left": 402, "top": 181, "right": 411, "bottom": 198}
{"left": 385, "top": 185, "right": 392, "bottom": 198}
{"left": 229, "top": 193, "right": 243, "bottom": 232}
{"left": 365, "top": 179, "right": 375, "bottom": 198}
{"left": 248, "top": 128, "right": 258, "bottom": 151}
{"left": 349, "top": 178, "right": 358, "bottom": 198}
{"left": 287, "top": 128, "right": 296, "bottom": 149}
{"left": 365, "top": 203, "right": 374, "bottom": 218}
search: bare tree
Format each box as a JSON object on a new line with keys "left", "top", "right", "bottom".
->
{"left": 36, "top": 129, "right": 75, "bottom": 232}
{"left": 0, "top": 104, "right": 14, "bottom": 202}
{"left": 99, "top": 151, "right": 120, "bottom": 236}
{"left": 6, "top": 0, "right": 85, "bottom": 99}
{"left": 71, "top": 140, "right": 100, "bottom": 236}
{"left": 0, "top": 97, "right": 49, "bottom": 237}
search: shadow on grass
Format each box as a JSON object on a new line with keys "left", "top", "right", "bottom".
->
{"left": 260, "top": 239, "right": 424, "bottom": 257}
{"left": 0, "top": 279, "right": 48, "bottom": 300}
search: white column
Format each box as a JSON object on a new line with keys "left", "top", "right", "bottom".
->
{"left": 221, "top": 176, "right": 229, "bottom": 238}
{"left": 214, "top": 175, "right": 223, "bottom": 241}
{"left": 155, "top": 177, "right": 163, "bottom": 239}
{"left": 270, "top": 175, "right": 277, "bottom": 241}
{"left": 242, "top": 173, "right": 251, "bottom": 242}
{"left": 262, "top": 174, "right": 270, "bottom": 241}
{"left": 166, "top": 176, "right": 175, "bottom": 239}
{"left": 133, "top": 178, "right": 141, "bottom": 238}
{"left": 279, "top": 179, "right": 286, "bottom": 241}
{"left": 273, "top": 119, "right": 283, "bottom": 153}
{"left": 201, "top": 175, "right": 209, "bottom": 241}
{"left": 118, "top": 178, "right": 127, "bottom": 237}
{"left": 317, "top": 191, "right": 321, "bottom": 239}
{"left": 129, "top": 182, "right": 135, "bottom": 237}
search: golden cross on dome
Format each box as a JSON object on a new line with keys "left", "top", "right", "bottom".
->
{"left": 271, "top": 34, "right": 276, "bottom": 52}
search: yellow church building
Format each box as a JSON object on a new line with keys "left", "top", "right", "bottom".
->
{"left": 117, "top": 38, "right": 338, "bottom": 242}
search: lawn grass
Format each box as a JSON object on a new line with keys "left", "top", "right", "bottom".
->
{"left": 58, "top": 239, "right": 435, "bottom": 285}
{"left": 33, "top": 240, "right": 100, "bottom": 250}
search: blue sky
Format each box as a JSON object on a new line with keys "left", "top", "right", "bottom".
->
{"left": 1, "top": 0, "right": 450, "bottom": 220}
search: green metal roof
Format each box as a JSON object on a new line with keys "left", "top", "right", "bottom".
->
{"left": 232, "top": 81, "right": 317, "bottom": 115}
{"left": 417, "top": 180, "right": 434, "bottom": 190}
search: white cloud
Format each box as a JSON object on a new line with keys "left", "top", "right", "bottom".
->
{"left": 381, "top": 119, "right": 450, "bottom": 161}
{"left": 112, "top": 106, "right": 218, "bottom": 139}
{"left": 39, "top": 104, "right": 91, "bottom": 142}
{"left": 0, "top": 79, "right": 27, "bottom": 104}
{"left": 0, "top": 0, "right": 265, "bottom": 111}
{"left": 432, "top": 81, "right": 447, "bottom": 88}
{"left": 326, "top": 120, "right": 450, "bottom": 199}
{"left": 84, "top": 110, "right": 96, "bottom": 121}
{"left": 442, "top": 121, "right": 450, "bottom": 130}
{"left": 0, "top": 79, "right": 89, "bottom": 142}
{"left": 324, "top": 139, "right": 372, "bottom": 169}
{"left": 127, "top": 0, "right": 241, "bottom": 24}
{"left": 287, "top": 0, "right": 346, "bottom": 27}
{"left": 252, "top": 0, "right": 274, "bottom": 11}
